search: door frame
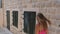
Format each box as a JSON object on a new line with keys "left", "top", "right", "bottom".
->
{"left": 22, "top": 8, "right": 39, "bottom": 33}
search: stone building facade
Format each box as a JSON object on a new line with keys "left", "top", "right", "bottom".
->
{"left": 0, "top": 0, "right": 60, "bottom": 34}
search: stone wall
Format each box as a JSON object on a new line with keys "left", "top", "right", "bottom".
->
{"left": 0, "top": 9, "right": 4, "bottom": 28}
{"left": 3, "top": 0, "right": 22, "bottom": 34}
{"left": 21, "top": 0, "right": 60, "bottom": 34}
{"left": 0, "top": 0, "right": 4, "bottom": 28}
{"left": 3, "top": 0, "right": 60, "bottom": 34}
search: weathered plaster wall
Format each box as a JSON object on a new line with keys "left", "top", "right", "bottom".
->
{"left": 3, "top": 0, "right": 60, "bottom": 34}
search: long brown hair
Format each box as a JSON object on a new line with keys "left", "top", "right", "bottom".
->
{"left": 37, "top": 13, "right": 51, "bottom": 30}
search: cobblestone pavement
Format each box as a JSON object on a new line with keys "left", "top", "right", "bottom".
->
{"left": 0, "top": 28, "right": 13, "bottom": 34}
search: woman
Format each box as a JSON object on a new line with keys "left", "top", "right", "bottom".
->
{"left": 35, "top": 13, "right": 51, "bottom": 34}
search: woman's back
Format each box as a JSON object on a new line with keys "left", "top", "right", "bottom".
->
{"left": 35, "top": 24, "right": 47, "bottom": 34}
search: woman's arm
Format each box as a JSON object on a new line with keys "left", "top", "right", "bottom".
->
{"left": 46, "top": 29, "right": 48, "bottom": 34}
{"left": 35, "top": 25, "right": 39, "bottom": 34}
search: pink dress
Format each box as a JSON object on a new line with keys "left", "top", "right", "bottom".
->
{"left": 38, "top": 29, "right": 47, "bottom": 34}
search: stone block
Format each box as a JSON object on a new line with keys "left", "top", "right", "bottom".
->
{"left": 55, "top": 14, "right": 60, "bottom": 20}
{"left": 56, "top": 29, "right": 60, "bottom": 34}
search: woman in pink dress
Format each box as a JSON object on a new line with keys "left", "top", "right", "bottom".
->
{"left": 35, "top": 13, "right": 51, "bottom": 34}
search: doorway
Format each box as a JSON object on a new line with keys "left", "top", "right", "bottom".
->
{"left": 24, "top": 11, "right": 36, "bottom": 34}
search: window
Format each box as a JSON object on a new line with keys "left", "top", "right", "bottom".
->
{"left": 12, "top": 11, "right": 18, "bottom": 28}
